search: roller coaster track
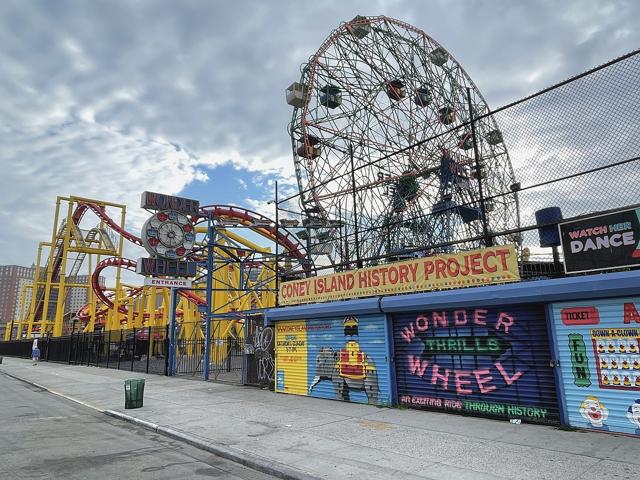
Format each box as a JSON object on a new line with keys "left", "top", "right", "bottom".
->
{"left": 31, "top": 202, "right": 144, "bottom": 325}
{"left": 199, "top": 205, "right": 309, "bottom": 264}
{"left": 64, "top": 203, "right": 308, "bottom": 327}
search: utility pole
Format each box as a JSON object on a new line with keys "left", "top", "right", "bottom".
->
{"left": 349, "top": 144, "right": 362, "bottom": 268}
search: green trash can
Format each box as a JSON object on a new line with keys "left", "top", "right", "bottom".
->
{"left": 124, "top": 379, "right": 145, "bottom": 409}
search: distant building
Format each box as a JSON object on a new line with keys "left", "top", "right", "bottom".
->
{"left": 64, "top": 275, "right": 106, "bottom": 316}
{"left": 0, "top": 264, "right": 35, "bottom": 325}
{"left": 0, "top": 266, "right": 107, "bottom": 333}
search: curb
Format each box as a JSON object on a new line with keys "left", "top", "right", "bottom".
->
{"left": 104, "top": 409, "right": 322, "bottom": 480}
{"left": 1, "top": 370, "right": 104, "bottom": 413}
{"left": 2, "top": 368, "right": 322, "bottom": 480}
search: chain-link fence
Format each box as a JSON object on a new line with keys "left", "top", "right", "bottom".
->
{"left": 277, "top": 49, "right": 640, "bottom": 280}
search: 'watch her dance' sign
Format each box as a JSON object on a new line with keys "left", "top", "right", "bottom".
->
{"left": 279, "top": 245, "right": 519, "bottom": 306}
{"left": 559, "top": 207, "right": 640, "bottom": 274}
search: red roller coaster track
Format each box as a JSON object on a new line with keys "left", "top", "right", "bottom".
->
{"left": 48, "top": 201, "right": 307, "bottom": 326}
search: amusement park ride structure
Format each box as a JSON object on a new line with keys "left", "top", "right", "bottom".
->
{"left": 4, "top": 195, "right": 309, "bottom": 347}
{"left": 5, "top": 15, "right": 529, "bottom": 343}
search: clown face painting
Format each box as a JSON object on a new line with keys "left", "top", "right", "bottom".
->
{"left": 627, "top": 400, "right": 640, "bottom": 434}
{"left": 579, "top": 396, "right": 609, "bottom": 429}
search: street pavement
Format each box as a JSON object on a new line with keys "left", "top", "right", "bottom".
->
{"left": 0, "top": 369, "right": 275, "bottom": 480}
{"left": 1, "top": 357, "right": 640, "bottom": 480}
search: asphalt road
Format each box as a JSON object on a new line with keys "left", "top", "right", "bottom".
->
{"left": 0, "top": 372, "right": 276, "bottom": 480}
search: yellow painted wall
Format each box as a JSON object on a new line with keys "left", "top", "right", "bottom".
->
{"left": 275, "top": 320, "right": 308, "bottom": 395}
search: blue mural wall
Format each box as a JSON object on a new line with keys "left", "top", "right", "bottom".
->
{"left": 275, "top": 314, "right": 393, "bottom": 406}
{"left": 393, "top": 305, "right": 559, "bottom": 423}
{"left": 550, "top": 297, "right": 640, "bottom": 435}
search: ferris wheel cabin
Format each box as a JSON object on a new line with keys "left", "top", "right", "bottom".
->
{"left": 438, "top": 106, "right": 456, "bottom": 125}
{"left": 286, "top": 82, "right": 307, "bottom": 108}
{"left": 486, "top": 129, "right": 504, "bottom": 145}
{"left": 296, "top": 135, "right": 321, "bottom": 159}
{"left": 458, "top": 132, "right": 474, "bottom": 150}
{"left": 387, "top": 79, "right": 406, "bottom": 101}
{"left": 429, "top": 47, "right": 449, "bottom": 67}
{"left": 348, "top": 15, "right": 371, "bottom": 39}
{"left": 414, "top": 85, "right": 432, "bottom": 107}
{"left": 320, "top": 84, "right": 342, "bottom": 109}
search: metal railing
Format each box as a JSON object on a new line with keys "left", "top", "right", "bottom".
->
{"left": 0, "top": 326, "right": 169, "bottom": 375}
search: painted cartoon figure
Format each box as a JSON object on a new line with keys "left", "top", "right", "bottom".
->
{"left": 308, "top": 316, "right": 380, "bottom": 404}
{"left": 579, "top": 396, "right": 609, "bottom": 430}
{"left": 619, "top": 340, "right": 627, "bottom": 353}
{"left": 627, "top": 399, "right": 640, "bottom": 434}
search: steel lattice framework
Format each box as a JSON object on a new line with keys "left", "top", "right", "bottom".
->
{"left": 289, "top": 15, "right": 520, "bottom": 264}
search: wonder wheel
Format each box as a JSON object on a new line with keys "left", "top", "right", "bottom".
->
{"left": 286, "top": 15, "right": 520, "bottom": 265}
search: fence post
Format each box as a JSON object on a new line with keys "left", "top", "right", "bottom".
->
{"left": 67, "top": 334, "right": 73, "bottom": 364}
{"left": 46, "top": 334, "right": 51, "bottom": 361}
{"left": 117, "top": 330, "right": 123, "bottom": 370}
{"left": 96, "top": 333, "right": 101, "bottom": 367}
{"left": 204, "top": 220, "right": 214, "bottom": 381}
{"left": 87, "top": 333, "right": 91, "bottom": 366}
{"left": 349, "top": 143, "right": 362, "bottom": 269}
{"left": 164, "top": 324, "right": 169, "bottom": 376}
{"left": 466, "top": 86, "right": 493, "bottom": 247}
{"left": 131, "top": 328, "right": 136, "bottom": 372}
{"left": 146, "top": 326, "right": 151, "bottom": 374}
{"left": 106, "top": 330, "right": 111, "bottom": 369}
{"left": 167, "top": 288, "right": 178, "bottom": 376}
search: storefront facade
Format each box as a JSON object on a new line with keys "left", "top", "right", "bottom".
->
{"left": 549, "top": 296, "right": 640, "bottom": 435}
{"left": 267, "top": 270, "right": 640, "bottom": 430}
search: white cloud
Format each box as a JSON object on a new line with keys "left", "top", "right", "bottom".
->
{"left": 0, "top": 0, "right": 638, "bottom": 271}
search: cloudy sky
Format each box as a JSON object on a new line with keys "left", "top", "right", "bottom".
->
{"left": 0, "top": 0, "right": 638, "bottom": 268}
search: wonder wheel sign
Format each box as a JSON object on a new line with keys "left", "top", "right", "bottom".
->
{"left": 138, "top": 191, "right": 199, "bottom": 278}
{"left": 141, "top": 210, "right": 195, "bottom": 259}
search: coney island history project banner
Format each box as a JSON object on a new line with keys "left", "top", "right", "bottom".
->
{"left": 279, "top": 245, "right": 519, "bottom": 306}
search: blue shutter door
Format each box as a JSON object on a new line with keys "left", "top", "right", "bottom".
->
{"left": 393, "top": 304, "right": 559, "bottom": 424}
{"left": 550, "top": 297, "right": 640, "bottom": 435}
{"left": 276, "top": 314, "right": 393, "bottom": 406}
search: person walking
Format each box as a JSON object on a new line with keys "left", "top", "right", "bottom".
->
{"left": 32, "top": 344, "right": 41, "bottom": 365}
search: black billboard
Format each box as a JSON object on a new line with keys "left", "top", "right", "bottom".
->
{"left": 559, "top": 207, "right": 640, "bottom": 273}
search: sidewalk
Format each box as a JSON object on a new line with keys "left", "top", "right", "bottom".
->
{"left": 1, "top": 358, "right": 639, "bottom": 480}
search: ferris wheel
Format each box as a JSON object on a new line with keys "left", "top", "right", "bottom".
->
{"left": 286, "top": 15, "right": 520, "bottom": 265}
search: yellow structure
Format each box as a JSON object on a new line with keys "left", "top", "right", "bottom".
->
{"left": 9, "top": 196, "right": 124, "bottom": 339}
{"left": 5, "top": 195, "right": 281, "bottom": 356}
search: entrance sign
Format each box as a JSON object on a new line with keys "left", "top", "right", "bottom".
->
{"left": 278, "top": 245, "right": 520, "bottom": 306}
{"left": 144, "top": 277, "right": 192, "bottom": 288}
{"left": 559, "top": 207, "right": 640, "bottom": 274}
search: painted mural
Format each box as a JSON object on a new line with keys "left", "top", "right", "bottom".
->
{"left": 393, "top": 305, "right": 559, "bottom": 423}
{"left": 275, "top": 315, "right": 392, "bottom": 406}
{"left": 551, "top": 297, "right": 640, "bottom": 435}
